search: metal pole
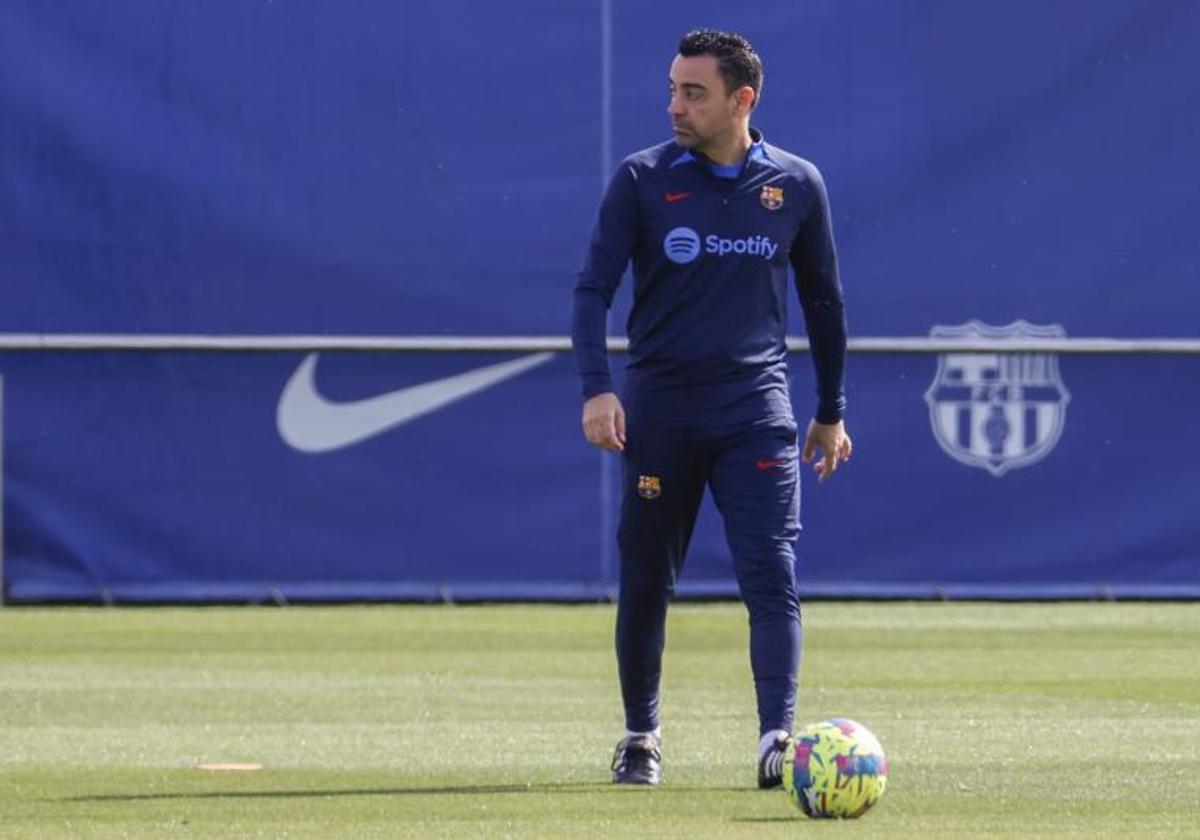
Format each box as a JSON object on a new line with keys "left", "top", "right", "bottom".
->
{"left": 1, "top": 333, "right": 1199, "bottom": 354}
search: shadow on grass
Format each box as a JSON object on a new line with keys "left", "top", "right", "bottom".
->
{"left": 729, "top": 816, "right": 800, "bottom": 823}
{"left": 63, "top": 781, "right": 756, "bottom": 803}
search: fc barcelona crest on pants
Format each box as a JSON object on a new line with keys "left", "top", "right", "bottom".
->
{"left": 924, "top": 321, "right": 1070, "bottom": 477}
{"left": 637, "top": 475, "right": 662, "bottom": 500}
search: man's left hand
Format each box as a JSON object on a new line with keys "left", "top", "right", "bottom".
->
{"left": 802, "top": 419, "right": 853, "bottom": 483}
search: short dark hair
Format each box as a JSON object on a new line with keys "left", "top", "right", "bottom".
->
{"left": 678, "top": 29, "right": 763, "bottom": 107}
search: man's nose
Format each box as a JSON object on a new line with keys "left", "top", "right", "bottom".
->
{"left": 667, "top": 94, "right": 684, "bottom": 116}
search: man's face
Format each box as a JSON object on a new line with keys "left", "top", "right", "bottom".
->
{"left": 667, "top": 54, "right": 748, "bottom": 152}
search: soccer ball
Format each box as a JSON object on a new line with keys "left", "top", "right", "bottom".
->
{"left": 782, "top": 718, "right": 888, "bottom": 818}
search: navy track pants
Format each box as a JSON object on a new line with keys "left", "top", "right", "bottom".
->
{"left": 615, "top": 420, "right": 802, "bottom": 736}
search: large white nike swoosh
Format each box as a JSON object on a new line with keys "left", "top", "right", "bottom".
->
{"left": 277, "top": 351, "right": 555, "bottom": 453}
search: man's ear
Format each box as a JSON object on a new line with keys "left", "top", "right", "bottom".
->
{"left": 736, "top": 85, "right": 756, "bottom": 115}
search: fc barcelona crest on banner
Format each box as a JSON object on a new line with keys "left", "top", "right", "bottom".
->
{"left": 924, "top": 321, "right": 1071, "bottom": 477}
{"left": 637, "top": 475, "right": 662, "bottom": 500}
{"left": 760, "top": 185, "right": 784, "bottom": 211}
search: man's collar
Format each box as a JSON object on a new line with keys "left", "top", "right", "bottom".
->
{"left": 746, "top": 127, "right": 771, "bottom": 165}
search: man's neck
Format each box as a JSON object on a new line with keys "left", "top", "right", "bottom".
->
{"left": 698, "top": 126, "right": 754, "bottom": 166}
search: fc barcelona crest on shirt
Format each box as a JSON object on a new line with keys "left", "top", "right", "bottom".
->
{"left": 924, "top": 320, "right": 1071, "bottom": 477}
{"left": 637, "top": 475, "right": 662, "bottom": 500}
{"left": 760, "top": 185, "right": 784, "bottom": 211}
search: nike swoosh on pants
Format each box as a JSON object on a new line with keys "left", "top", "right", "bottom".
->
{"left": 277, "top": 351, "right": 555, "bottom": 453}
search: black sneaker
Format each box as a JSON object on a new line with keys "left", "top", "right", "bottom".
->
{"left": 611, "top": 734, "right": 662, "bottom": 785}
{"left": 757, "top": 732, "right": 791, "bottom": 789}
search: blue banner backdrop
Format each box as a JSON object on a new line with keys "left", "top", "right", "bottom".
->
{"left": 1, "top": 1, "right": 1198, "bottom": 600}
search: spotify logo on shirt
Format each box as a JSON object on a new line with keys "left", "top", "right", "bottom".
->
{"left": 663, "top": 227, "right": 778, "bottom": 265}
{"left": 663, "top": 227, "right": 702, "bottom": 264}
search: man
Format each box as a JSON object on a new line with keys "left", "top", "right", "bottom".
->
{"left": 570, "top": 29, "right": 851, "bottom": 788}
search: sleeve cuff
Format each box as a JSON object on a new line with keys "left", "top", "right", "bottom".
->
{"left": 815, "top": 396, "right": 846, "bottom": 425}
{"left": 582, "top": 375, "right": 613, "bottom": 400}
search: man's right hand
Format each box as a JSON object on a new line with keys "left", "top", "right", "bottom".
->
{"left": 582, "top": 392, "right": 626, "bottom": 452}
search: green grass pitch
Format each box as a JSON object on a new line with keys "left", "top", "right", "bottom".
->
{"left": 1, "top": 602, "right": 1198, "bottom": 837}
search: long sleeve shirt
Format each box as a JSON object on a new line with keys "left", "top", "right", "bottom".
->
{"left": 572, "top": 128, "right": 847, "bottom": 427}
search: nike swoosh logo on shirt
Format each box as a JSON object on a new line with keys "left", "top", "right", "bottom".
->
{"left": 664, "top": 191, "right": 692, "bottom": 203}
{"left": 756, "top": 458, "right": 786, "bottom": 470}
{"left": 277, "top": 351, "right": 555, "bottom": 453}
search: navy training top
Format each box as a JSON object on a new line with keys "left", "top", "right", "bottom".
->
{"left": 571, "top": 128, "right": 847, "bottom": 427}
